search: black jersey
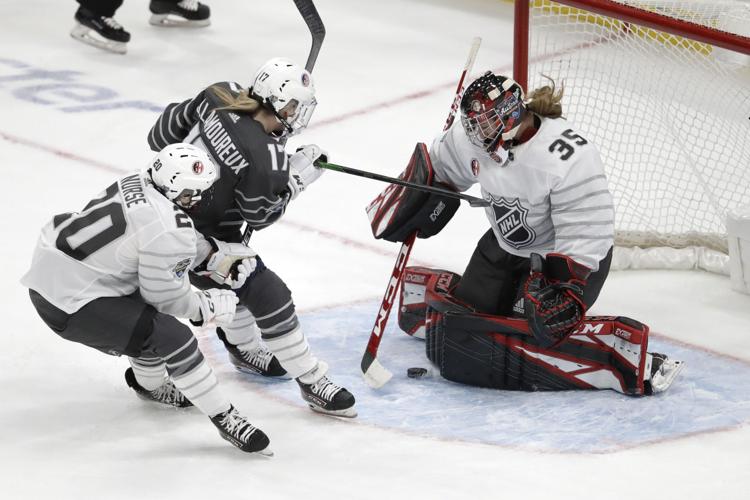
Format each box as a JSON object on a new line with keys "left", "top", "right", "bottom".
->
{"left": 147, "top": 81, "right": 290, "bottom": 242}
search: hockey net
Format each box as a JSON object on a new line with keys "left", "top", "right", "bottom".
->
{"left": 515, "top": 0, "right": 750, "bottom": 273}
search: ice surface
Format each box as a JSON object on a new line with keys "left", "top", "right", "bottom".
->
{"left": 2, "top": 1, "right": 749, "bottom": 499}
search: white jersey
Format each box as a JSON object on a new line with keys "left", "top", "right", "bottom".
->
{"left": 430, "top": 117, "right": 614, "bottom": 271}
{"left": 21, "top": 172, "right": 209, "bottom": 316}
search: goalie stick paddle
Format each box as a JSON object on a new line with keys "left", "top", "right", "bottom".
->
{"left": 316, "top": 161, "right": 489, "bottom": 208}
{"left": 293, "top": 0, "right": 326, "bottom": 73}
{"left": 361, "top": 37, "right": 482, "bottom": 389}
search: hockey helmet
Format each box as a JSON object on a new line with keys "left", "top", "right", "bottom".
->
{"left": 250, "top": 57, "right": 317, "bottom": 137}
{"left": 460, "top": 72, "right": 527, "bottom": 156}
{"left": 149, "top": 143, "right": 218, "bottom": 208}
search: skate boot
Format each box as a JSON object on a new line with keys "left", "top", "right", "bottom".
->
{"left": 217, "top": 328, "right": 288, "bottom": 378}
{"left": 149, "top": 0, "right": 211, "bottom": 27}
{"left": 70, "top": 7, "right": 130, "bottom": 54}
{"left": 644, "top": 352, "right": 685, "bottom": 394}
{"left": 125, "top": 368, "right": 193, "bottom": 408}
{"left": 209, "top": 405, "right": 272, "bottom": 455}
{"left": 297, "top": 363, "right": 356, "bottom": 418}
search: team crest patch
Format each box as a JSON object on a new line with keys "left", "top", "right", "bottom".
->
{"left": 471, "top": 159, "right": 480, "bottom": 177}
{"left": 172, "top": 258, "right": 191, "bottom": 279}
{"left": 489, "top": 195, "right": 535, "bottom": 248}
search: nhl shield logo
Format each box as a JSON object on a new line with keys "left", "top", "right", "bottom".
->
{"left": 489, "top": 196, "right": 535, "bottom": 248}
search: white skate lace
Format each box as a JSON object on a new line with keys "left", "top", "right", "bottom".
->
{"left": 151, "top": 381, "right": 186, "bottom": 405}
{"left": 219, "top": 409, "right": 257, "bottom": 442}
{"left": 103, "top": 17, "right": 124, "bottom": 30}
{"left": 310, "top": 377, "right": 342, "bottom": 402}
{"left": 178, "top": 0, "right": 199, "bottom": 11}
{"left": 240, "top": 347, "right": 273, "bottom": 371}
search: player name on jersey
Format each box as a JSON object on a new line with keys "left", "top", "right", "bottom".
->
{"left": 119, "top": 173, "right": 148, "bottom": 210}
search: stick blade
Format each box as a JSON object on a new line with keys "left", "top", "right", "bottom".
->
{"left": 362, "top": 356, "right": 393, "bottom": 389}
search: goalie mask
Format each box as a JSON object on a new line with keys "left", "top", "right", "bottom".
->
{"left": 460, "top": 72, "right": 527, "bottom": 158}
{"left": 148, "top": 143, "right": 218, "bottom": 209}
{"left": 250, "top": 57, "right": 317, "bottom": 138}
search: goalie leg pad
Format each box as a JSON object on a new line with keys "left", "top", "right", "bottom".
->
{"left": 426, "top": 307, "right": 654, "bottom": 395}
{"left": 399, "top": 266, "right": 462, "bottom": 338}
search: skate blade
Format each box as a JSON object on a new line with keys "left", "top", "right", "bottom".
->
{"left": 255, "top": 447, "right": 274, "bottom": 457}
{"left": 234, "top": 365, "right": 292, "bottom": 380}
{"left": 651, "top": 359, "right": 685, "bottom": 393}
{"left": 149, "top": 14, "right": 210, "bottom": 28}
{"left": 308, "top": 404, "right": 358, "bottom": 419}
{"left": 70, "top": 24, "right": 127, "bottom": 54}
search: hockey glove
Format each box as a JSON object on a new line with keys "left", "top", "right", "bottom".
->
{"left": 287, "top": 144, "right": 327, "bottom": 200}
{"left": 194, "top": 238, "right": 258, "bottom": 286}
{"left": 523, "top": 253, "right": 591, "bottom": 348}
{"left": 192, "top": 289, "right": 239, "bottom": 328}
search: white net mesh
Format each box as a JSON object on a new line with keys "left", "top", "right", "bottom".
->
{"left": 527, "top": 0, "right": 750, "bottom": 254}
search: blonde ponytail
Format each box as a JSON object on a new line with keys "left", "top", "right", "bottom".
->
{"left": 210, "top": 85, "right": 261, "bottom": 114}
{"left": 525, "top": 75, "right": 564, "bottom": 118}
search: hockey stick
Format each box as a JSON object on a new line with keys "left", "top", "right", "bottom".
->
{"left": 361, "top": 37, "right": 482, "bottom": 389}
{"left": 316, "top": 161, "right": 489, "bottom": 208}
{"left": 293, "top": 0, "right": 326, "bottom": 73}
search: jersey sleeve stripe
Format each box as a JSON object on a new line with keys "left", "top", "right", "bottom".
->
{"left": 550, "top": 174, "right": 607, "bottom": 195}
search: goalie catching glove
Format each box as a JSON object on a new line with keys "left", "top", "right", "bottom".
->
{"left": 191, "top": 289, "right": 239, "bottom": 328}
{"left": 523, "top": 253, "right": 591, "bottom": 348}
{"left": 194, "top": 238, "right": 258, "bottom": 289}
{"left": 287, "top": 144, "right": 326, "bottom": 200}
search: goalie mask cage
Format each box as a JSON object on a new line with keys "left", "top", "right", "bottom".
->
{"left": 513, "top": 0, "right": 750, "bottom": 273}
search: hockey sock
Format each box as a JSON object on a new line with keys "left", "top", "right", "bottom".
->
{"left": 222, "top": 306, "right": 261, "bottom": 351}
{"left": 263, "top": 325, "right": 319, "bottom": 379}
{"left": 129, "top": 356, "right": 167, "bottom": 391}
{"left": 171, "top": 361, "right": 230, "bottom": 417}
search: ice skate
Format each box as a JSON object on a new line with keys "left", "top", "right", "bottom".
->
{"left": 125, "top": 368, "right": 193, "bottom": 408}
{"left": 70, "top": 7, "right": 130, "bottom": 54}
{"left": 297, "top": 363, "right": 356, "bottom": 418}
{"left": 209, "top": 405, "right": 272, "bottom": 455}
{"left": 216, "top": 328, "right": 288, "bottom": 378}
{"left": 645, "top": 352, "right": 685, "bottom": 394}
{"left": 149, "top": 0, "right": 211, "bottom": 27}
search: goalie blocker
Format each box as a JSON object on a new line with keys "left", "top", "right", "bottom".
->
{"left": 366, "top": 143, "right": 460, "bottom": 243}
{"left": 398, "top": 267, "right": 684, "bottom": 396}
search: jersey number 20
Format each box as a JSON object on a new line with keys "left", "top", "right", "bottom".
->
{"left": 53, "top": 183, "right": 127, "bottom": 261}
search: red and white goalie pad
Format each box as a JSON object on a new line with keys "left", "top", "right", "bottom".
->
{"left": 366, "top": 143, "right": 459, "bottom": 243}
{"left": 398, "top": 266, "right": 462, "bottom": 339}
{"left": 404, "top": 266, "right": 653, "bottom": 395}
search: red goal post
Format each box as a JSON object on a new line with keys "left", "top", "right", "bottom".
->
{"left": 513, "top": 0, "right": 750, "bottom": 274}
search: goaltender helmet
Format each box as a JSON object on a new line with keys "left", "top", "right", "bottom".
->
{"left": 460, "top": 72, "right": 527, "bottom": 156}
{"left": 250, "top": 57, "right": 317, "bottom": 137}
{"left": 148, "top": 143, "right": 218, "bottom": 209}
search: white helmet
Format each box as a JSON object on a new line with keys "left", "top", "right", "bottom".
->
{"left": 148, "top": 143, "right": 218, "bottom": 208}
{"left": 250, "top": 57, "right": 317, "bottom": 137}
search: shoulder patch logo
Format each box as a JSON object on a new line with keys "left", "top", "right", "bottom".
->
{"left": 471, "top": 158, "right": 480, "bottom": 177}
{"left": 489, "top": 195, "right": 536, "bottom": 249}
{"left": 172, "top": 258, "right": 192, "bottom": 279}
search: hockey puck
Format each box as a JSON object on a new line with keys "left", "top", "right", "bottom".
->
{"left": 407, "top": 367, "right": 428, "bottom": 379}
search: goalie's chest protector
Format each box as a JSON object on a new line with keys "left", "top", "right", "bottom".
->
{"left": 473, "top": 119, "right": 596, "bottom": 257}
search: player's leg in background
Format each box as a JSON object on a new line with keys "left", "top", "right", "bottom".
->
{"left": 148, "top": 0, "right": 211, "bottom": 27}
{"left": 70, "top": 0, "right": 130, "bottom": 54}
{"left": 216, "top": 306, "right": 289, "bottom": 378}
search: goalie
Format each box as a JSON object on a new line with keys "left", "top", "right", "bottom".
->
{"left": 369, "top": 72, "right": 683, "bottom": 395}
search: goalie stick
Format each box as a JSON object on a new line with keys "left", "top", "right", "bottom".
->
{"left": 316, "top": 160, "right": 489, "bottom": 207}
{"left": 361, "top": 37, "right": 482, "bottom": 389}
